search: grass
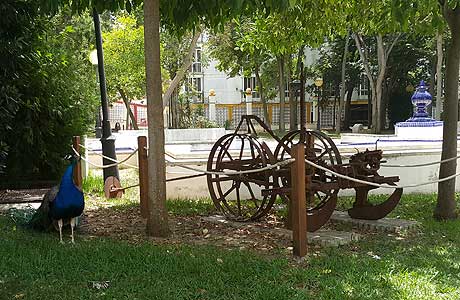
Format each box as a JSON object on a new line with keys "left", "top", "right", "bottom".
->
{"left": 3, "top": 177, "right": 460, "bottom": 299}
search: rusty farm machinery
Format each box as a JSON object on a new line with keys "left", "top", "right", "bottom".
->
{"left": 206, "top": 115, "right": 403, "bottom": 232}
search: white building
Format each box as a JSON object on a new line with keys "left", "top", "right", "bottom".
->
{"left": 182, "top": 37, "right": 371, "bottom": 129}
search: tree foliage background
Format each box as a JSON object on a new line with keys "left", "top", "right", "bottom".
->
{"left": 0, "top": 0, "right": 98, "bottom": 182}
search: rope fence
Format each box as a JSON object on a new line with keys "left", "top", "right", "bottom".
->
{"left": 304, "top": 158, "right": 460, "bottom": 189}
{"left": 78, "top": 144, "right": 139, "bottom": 169}
{"left": 73, "top": 138, "right": 460, "bottom": 188}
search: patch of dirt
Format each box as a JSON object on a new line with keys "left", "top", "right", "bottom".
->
{"left": 79, "top": 199, "right": 324, "bottom": 259}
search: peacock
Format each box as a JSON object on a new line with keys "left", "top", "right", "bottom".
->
{"left": 28, "top": 157, "right": 84, "bottom": 243}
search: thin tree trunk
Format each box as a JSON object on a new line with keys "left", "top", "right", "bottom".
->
{"left": 118, "top": 87, "right": 139, "bottom": 130}
{"left": 354, "top": 33, "right": 400, "bottom": 133}
{"left": 354, "top": 33, "right": 377, "bottom": 132}
{"left": 429, "top": 56, "right": 436, "bottom": 117}
{"left": 288, "top": 56, "right": 296, "bottom": 131}
{"left": 144, "top": 0, "right": 170, "bottom": 236}
{"left": 344, "top": 85, "right": 354, "bottom": 129}
{"left": 380, "top": 83, "right": 389, "bottom": 130}
{"left": 337, "top": 31, "right": 350, "bottom": 134}
{"left": 255, "top": 67, "right": 270, "bottom": 128}
{"left": 278, "top": 55, "right": 286, "bottom": 133}
{"left": 375, "top": 35, "right": 387, "bottom": 133}
{"left": 162, "top": 29, "right": 201, "bottom": 107}
{"left": 435, "top": 3, "right": 460, "bottom": 220}
{"left": 436, "top": 30, "right": 444, "bottom": 120}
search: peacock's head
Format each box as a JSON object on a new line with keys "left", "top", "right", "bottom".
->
{"left": 64, "top": 154, "right": 80, "bottom": 164}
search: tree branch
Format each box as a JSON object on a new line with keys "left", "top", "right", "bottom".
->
{"left": 162, "top": 28, "right": 202, "bottom": 107}
{"left": 353, "top": 32, "right": 374, "bottom": 88}
{"left": 384, "top": 33, "right": 402, "bottom": 60}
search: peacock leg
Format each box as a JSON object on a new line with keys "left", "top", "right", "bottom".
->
{"left": 70, "top": 218, "right": 76, "bottom": 244}
{"left": 57, "top": 219, "right": 64, "bottom": 244}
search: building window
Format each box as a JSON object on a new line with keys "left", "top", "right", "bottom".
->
{"left": 358, "top": 74, "right": 369, "bottom": 96}
{"left": 189, "top": 48, "right": 202, "bottom": 73}
{"left": 185, "top": 77, "right": 202, "bottom": 93}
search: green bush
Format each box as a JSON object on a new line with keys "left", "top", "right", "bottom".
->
{"left": 0, "top": 1, "right": 98, "bottom": 181}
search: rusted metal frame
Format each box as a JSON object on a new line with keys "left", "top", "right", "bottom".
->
{"left": 214, "top": 136, "right": 240, "bottom": 216}
{"left": 240, "top": 115, "right": 282, "bottom": 143}
{"left": 207, "top": 135, "right": 233, "bottom": 214}
{"left": 166, "top": 173, "right": 206, "bottom": 182}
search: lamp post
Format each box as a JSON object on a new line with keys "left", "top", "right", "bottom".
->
{"left": 92, "top": 8, "right": 119, "bottom": 181}
{"left": 208, "top": 89, "right": 216, "bottom": 122}
{"left": 245, "top": 88, "right": 253, "bottom": 115}
{"left": 89, "top": 50, "right": 102, "bottom": 138}
{"left": 314, "top": 78, "right": 323, "bottom": 131}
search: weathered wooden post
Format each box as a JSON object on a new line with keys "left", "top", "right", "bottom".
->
{"left": 291, "top": 143, "right": 307, "bottom": 257}
{"left": 72, "top": 136, "right": 82, "bottom": 189}
{"left": 138, "top": 136, "right": 149, "bottom": 218}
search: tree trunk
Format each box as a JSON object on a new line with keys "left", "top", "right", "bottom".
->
{"left": 429, "top": 56, "right": 436, "bottom": 117}
{"left": 118, "top": 87, "right": 139, "bottom": 130}
{"left": 168, "top": 87, "right": 180, "bottom": 128}
{"left": 337, "top": 31, "right": 350, "bottom": 134}
{"left": 435, "top": 4, "right": 460, "bottom": 220}
{"left": 143, "top": 0, "right": 170, "bottom": 236}
{"left": 255, "top": 67, "right": 270, "bottom": 128}
{"left": 354, "top": 33, "right": 377, "bottom": 133}
{"left": 374, "top": 35, "right": 387, "bottom": 133}
{"left": 344, "top": 84, "right": 354, "bottom": 129}
{"left": 288, "top": 55, "right": 296, "bottom": 131}
{"left": 162, "top": 29, "right": 201, "bottom": 108}
{"left": 436, "top": 30, "right": 444, "bottom": 120}
{"left": 380, "top": 82, "right": 389, "bottom": 130}
{"left": 354, "top": 33, "right": 400, "bottom": 133}
{"left": 278, "top": 56, "right": 286, "bottom": 133}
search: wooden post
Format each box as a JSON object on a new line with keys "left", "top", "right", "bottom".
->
{"left": 138, "top": 136, "right": 149, "bottom": 218}
{"left": 291, "top": 143, "right": 307, "bottom": 257}
{"left": 72, "top": 136, "right": 82, "bottom": 189}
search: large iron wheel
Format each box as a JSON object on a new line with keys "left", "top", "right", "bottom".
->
{"left": 274, "top": 129, "right": 342, "bottom": 231}
{"left": 207, "top": 133, "right": 278, "bottom": 221}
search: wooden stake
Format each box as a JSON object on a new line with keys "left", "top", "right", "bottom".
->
{"left": 72, "top": 136, "right": 82, "bottom": 188}
{"left": 138, "top": 136, "right": 149, "bottom": 218}
{"left": 291, "top": 143, "right": 307, "bottom": 257}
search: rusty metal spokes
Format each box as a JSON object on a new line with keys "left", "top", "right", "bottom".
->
{"left": 206, "top": 133, "right": 278, "bottom": 221}
{"left": 274, "top": 129, "right": 342, "bottom": 231}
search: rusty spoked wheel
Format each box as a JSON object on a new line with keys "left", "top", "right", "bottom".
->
{"left": 274, "top": 129, "right": 341, "bottom": 232}
{"left": 207, "top": 133, "right": 278, "bottom": 221}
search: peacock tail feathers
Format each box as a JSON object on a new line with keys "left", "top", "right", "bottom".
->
{"left": 27, "top": 186, "right": 59, "bottom": 231}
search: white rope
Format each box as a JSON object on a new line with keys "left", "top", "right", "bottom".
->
{"left": 72, "top": 147, "right": 139, "bottom": 170}
{"left": 78, "top": 144, "right": 139, "bottom": 169}
{"left": 380, "top": 153, "right": 460, "bottom": 168}
{"left": 305, "top": 158, "right": 460, "bottom": 189}
{"left": 176, "top": 158, "right": 295, "bottom": 176}
{"left": 337, "top": 151, "right": 460, "bottom": 168}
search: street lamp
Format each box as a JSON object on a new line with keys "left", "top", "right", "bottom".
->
{"left": 314, "top": 77, "right": 323, "bottom": 131}
{"left": 89, "top": 50, "right": 102, "bottom": 138}
{"left": 92, "top": 8, "right": 119, "bottom": 181}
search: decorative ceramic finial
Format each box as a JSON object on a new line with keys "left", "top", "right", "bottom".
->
{"left": 410, "top": 80, "right": 432, "bottom": 119}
